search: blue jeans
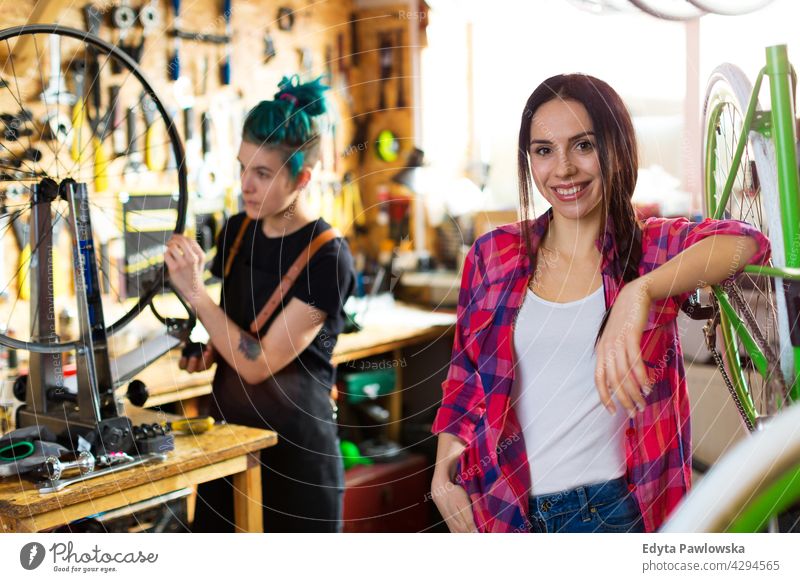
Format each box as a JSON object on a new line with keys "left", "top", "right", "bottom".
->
{"left": 528, "top": 477, "right": 645, "bottom": 533}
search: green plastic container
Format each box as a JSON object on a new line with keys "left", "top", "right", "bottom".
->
{"left": 343, "top": 368, "right": 396, "bottom": 404}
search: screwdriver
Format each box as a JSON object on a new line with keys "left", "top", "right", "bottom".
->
{"left": 164, "top": 416, "right": 215, "bottom": 435}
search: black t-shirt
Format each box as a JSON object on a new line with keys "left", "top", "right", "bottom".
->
{"left": 210, "top": 213, "right": 356, "bottom": 392}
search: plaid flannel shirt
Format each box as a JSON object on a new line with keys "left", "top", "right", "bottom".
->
{"left": 432, "top": 207, "right": 771, "bottom": 533}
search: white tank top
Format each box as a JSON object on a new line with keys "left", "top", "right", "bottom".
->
{"left": 511, "top": 284, "right": 628, "bottom": 495}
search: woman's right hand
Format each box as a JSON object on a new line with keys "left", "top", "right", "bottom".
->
{"left": 431, "top": 432, "right": 478, "bottom": 533}
{"left": 179, "top": 343, "right": 216, "bottom": 373}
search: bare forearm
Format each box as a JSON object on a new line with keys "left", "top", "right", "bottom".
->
{"left": 638, "top": 235, "right": 759, "bottom": 301}
{"left": 433, "top": 432, "right": 467, "bottom": 484}
{"left": 193, "top": 292, "right": 272, "bottom": 384}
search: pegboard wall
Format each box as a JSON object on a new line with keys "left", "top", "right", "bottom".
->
{"left": 0, "top": 0, "right": 428, "bottom": 258}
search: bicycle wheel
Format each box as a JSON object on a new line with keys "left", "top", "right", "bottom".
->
{"left": 661, "top": 401, "right": 800, "bottom": 532}
{"left": 628, "top": 0, "right": 705, "bottom": 20}
{"left": 0, "top": 25, "right": 188, "bottom": 352}
{"left": 687, "top": 0, "right": 774, "bottom": 16}
{"left": 702, "top": 63, "right": 794, "bottom": 428}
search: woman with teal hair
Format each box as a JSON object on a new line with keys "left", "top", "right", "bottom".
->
{"left": 166, "top": 76, "right": 356, "bottom": 532}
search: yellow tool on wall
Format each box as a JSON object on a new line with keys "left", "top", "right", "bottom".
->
{"left": 92, "top": 136, "right": 110, "bottom": 193}
{"left": 142, "top": 93, "right": 166, "bottom": 171}
{"left": 342, "top": 173, "right": 366, "bottom": 232}
{"left": 70, "top": 65, "right": 87, "bottom": 163}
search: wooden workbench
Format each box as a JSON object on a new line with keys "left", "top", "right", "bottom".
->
{"left": 0, "top": 417, "right": 276, "bottom": 533}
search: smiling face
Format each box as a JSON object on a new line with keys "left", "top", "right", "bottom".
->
{"left": 529, "top": 98, "right": 604, "bottom": 222}
{"left": 237, "top": 140, "right": 300, "bottom": 220}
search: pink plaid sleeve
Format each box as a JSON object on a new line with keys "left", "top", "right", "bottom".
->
{"left": 642, "top": 217, "right": 772, "bottom": 303}
{"left": 431, "top": 241, "right": 487, "bottom": 444}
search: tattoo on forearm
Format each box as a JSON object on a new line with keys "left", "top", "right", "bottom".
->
{"left": 238, "top": 332, "right": 261, "bottom": 361}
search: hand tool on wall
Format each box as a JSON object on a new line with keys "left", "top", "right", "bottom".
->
{"left": 169, "top": 0, "right": 182, "bottom": 81}
{"left": 123, "top": 107, "right": 145, "bottom": 177}
{"left": 168, "top": 0, "right": 230, "bottom": 61}
{"left": 183, "top": 106, "right": 201, "bottom": 189}
{"left": 82, "top": 3, "right": 104, "bottom": 180}
{"left": 209, "top": 94, "right": 237, "bottom": 196}
{"left": 197, "top": 110, "right": 222, "bottom": 201}
{"left": 136, "top": 0, "right": 161, "bottom": 65}
{"left": 40, "top": 33, "right": 74, "bottom": 144}
{"left": 0, "top": 148, "right": 42, "bottom": 169}
{"left": 195, "top": 55, "right": 209, "bottom": 96}
{"left": 350, "top": 113, "right": 371, "bottom": 166}
{"left": 336, "top": 33, "right": 352, "bottom": 109}
{"left": 395, "top": 29, "right": 406, "bottom": 108}
{"left": 349, "top": 12, "right": 359, "bottom": 67}
{"left": 0, "top": 112, "right": 34, "bottom": 143}
{"left": 343, "top": 172, "right": 366, "bottom": 232}
{"left": 110, "top": 85, "right": 126, "bottom": 157}
{"left": 139, "top": 0, "right": 161, "bottom": 36}
{"left": 263, "top": 29, "right": 276, "bottom": 63}
{"left": 111, "top": 0, "right": 139, "bottom": 70}
{"left": 324, "top": 44, "right": 333, "bottom": 84}
{"left": 7, "top": 196, "right": 30, "bottom": 299}
{"left": 85, "top": 78, "right": 113, "bottom": 193}
{"left": 297, "top": 47, "right": 313, "bottom": 78}
{"left": 141, "top": 92, "right": 165, "bottom": 171}
{"left": 377, "top": 32, "right": 393, "bottom": 111}
{"left": 220, "top": 0, "right": 232, "bottom": 85}
{"left": 70, "top": 63, "right": 87, "bottom": 162}
{"left": 165, "top": 106, "right": 179, "bottom": 171}
{"left": 112, "top": 1, "right": 137, "bottom": 41}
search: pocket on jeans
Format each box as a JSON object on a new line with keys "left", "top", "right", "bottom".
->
{"left": 592, "top": 495, "right": 643, "bottom": 532}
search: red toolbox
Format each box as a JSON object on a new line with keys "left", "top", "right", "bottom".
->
{"left": 342, "top": 453, "right": 432, "bottom": 532}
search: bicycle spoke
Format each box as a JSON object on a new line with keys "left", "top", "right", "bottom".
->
{"left": 0, "top": 25, "right": 188, "bottom": 349}
{"left": 2, "top": 40, "right": 41, "bottom": 178}
{"left": 0, "top": 206, "right": 66, "bottom": 332}
{"left": 31, "top": 34, "right": 65, "bottom": 180}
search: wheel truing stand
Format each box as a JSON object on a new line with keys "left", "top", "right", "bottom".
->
{"left": 12, "top": 178, "right": 193, "bottom": 449}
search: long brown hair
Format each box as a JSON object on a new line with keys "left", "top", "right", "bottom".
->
{"left": 517, "top": 74, "right": 642, "bottom": 342}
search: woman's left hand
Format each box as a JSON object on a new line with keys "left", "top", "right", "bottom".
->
{"left": 164, "top": 234, "right": 207, "bottom": 308}
{"left": 594, "top": 278, "right": 653, "bottom": 417}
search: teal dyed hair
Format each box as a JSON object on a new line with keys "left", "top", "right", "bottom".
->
{"left": 242, "top": 75, "right": 329, "bottom": 178}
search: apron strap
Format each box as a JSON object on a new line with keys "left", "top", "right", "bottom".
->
{"left": 219, "top": 217, "right": 341, "bottom": 333}
{"left": 223, "top": 216, "right": 253, "bottom": 278}
{"left": 249, "top": 227, "right": 340, "bottom": 334}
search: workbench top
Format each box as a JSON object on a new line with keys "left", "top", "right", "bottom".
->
{"left": 0, "top": 413, "right": 276, "bottom": 531}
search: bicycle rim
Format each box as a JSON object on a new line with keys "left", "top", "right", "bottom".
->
{"left": 627, "top": 0, "right": 705, "bottom": 20}
{"left": 702, "top": 63, "right": 793, "bottom": 426}
{"left": 687, "top": 0, "right": 775, "bottom": 16}
{"left": 0, "top": 25, "right": 188, "bottom": 351}
{"left": 661, "top": 402, "right": 800, "bottom": 532}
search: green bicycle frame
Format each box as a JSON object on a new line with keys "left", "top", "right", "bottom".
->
{"left": 706, "top": 44, "right": 800, "bottom": 427}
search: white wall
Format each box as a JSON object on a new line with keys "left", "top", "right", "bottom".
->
{"left": 421, "top": 0, "right": 798, "bottom": 215}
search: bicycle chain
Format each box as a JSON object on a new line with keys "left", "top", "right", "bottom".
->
{"left": 704, "top": 306, "right": 756, "bottom": 432}
{"left": 723, "top": 280, "right": 789, "bottom": 415}
{"left": 703, "top": 280, "right": 788, "bottom": 432}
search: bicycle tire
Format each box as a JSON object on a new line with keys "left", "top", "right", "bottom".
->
{"left": 661, "top": 401, "right": 800, "bottom": 532}
{"left": 627, "top": 0, "right": 705, "bottom": 20}
{"left": 702, "top": 63, "right": 794, "bottom": 426}
{"left": 0, "top": 24, "right": 188, "bottom": 352}
{"left": 687, "top": 0, "right": 775, "bottom": 16}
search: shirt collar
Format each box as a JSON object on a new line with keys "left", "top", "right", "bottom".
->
{"left": 528, "top": 206, "right": 620, "bottom": 277}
